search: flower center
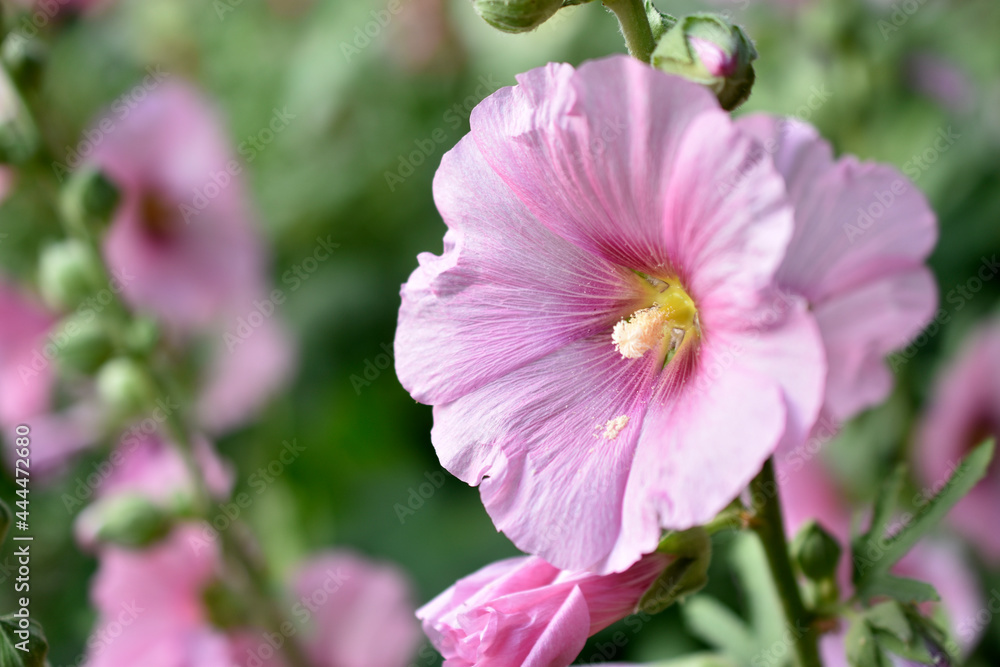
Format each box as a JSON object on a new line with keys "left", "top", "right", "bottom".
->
{"left": 138, "top": 189, "right": 179, "bottom": 243}
{"left": 612, "top": 275, "right": 699, "bottom": 361}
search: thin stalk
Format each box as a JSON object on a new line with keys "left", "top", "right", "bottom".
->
{"left": 749, "top": 458, "right": 823, "bottom": 667}
{"left": 603, "top": 0, "right": 657, "bottom": 62}
{"left": 157, "top": 390, "right": 313, "bottom": 667}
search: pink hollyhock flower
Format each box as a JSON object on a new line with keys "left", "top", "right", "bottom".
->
{"left": 84, "top": 524, "right": 284, "bottom": 667}
{"left": 89, "top": 81, "right": 265, "bottom": 331}
{"left": 395, "top": 55, "right": 825, "bottom": 573}
{"left": 419, "top": 552, "right": 671, "bottom": 667}
{"left": 737, "top": 116, "right": 937, "bottom": 427}
{"left": 291, "top": 552, "right": 421, "bottom": 667}
{"left": 776, "top": 456, "right": 984, "bottom": 663}
{"left": 84, "top": 80, "right": 295, "bottom": 433}
{"left": 916, "top": 321, "right": 1000, "bottom": 563}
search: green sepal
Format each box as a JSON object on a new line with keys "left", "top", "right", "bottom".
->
{"left": 639, "top": 527, "right": 711, "bottom": 614}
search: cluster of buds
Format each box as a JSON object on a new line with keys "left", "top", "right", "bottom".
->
{"left": 469, "top": 1, "right": 757, "bottom": 110}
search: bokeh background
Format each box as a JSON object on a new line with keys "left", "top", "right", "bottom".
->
{"left": 1, "top": 0, "right": 999, "bottom": 664}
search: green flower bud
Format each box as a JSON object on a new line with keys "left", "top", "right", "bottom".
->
{"left": 52, "top": 316, "right": 115, "bottom": 376}
{"left": 472, "top": 0, "right": 567, "bottom": 33}
{"left": 96, "top": 357, "right": 155, "bottom": 418}
{"left": 59, "top": 166, "right": 121, "bottom": 238}
{"left": 123, "top": 317, "right": 161, "bottom": 357}
{"left": 791, "top": 519, "right": 842, "bottom": 582}
{"left": 82, "top": 493, "right": 174, "bottom": 549}
{"left": 651, "top": 13, "right": 757, "bottom": 110}
{"left": 38, "top": 239, "right": 106, "bottom": 311}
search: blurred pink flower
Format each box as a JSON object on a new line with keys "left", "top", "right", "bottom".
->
{"left": 395, "top": 55, "right": 825, "bottom": 574}
{"left": 916, "top": 321, "right": 1000, "bottom": 563}
{"left": 905, "top": 53, "right": 975, "bottom": 113}
{"left": 776, "top": 456, "right": 984, "bottom": 662}
{"left": 83, "top": 80, "right": 295, "bottom": 433}
{"left": 738, "top": 116, "right": 937, "bottom": 426}
{"left": 90, "top": 81, "right": 265, "bottom": 331}
{"left": 84, "top": 524, "right": 283, "bottom": 667}
{"left": 418, "top": 552, "right": 671, "bottom": 667}
{"left": 75, "top": 433, "right": 233, "bottom": 548}
{"left": 291, "top": 552, "right": 421, "bottom": 667}
{"left": 0, "top": 280, "right": 104, "bottom": 469}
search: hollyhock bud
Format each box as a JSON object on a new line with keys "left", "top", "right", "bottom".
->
{"left": 791, "top": 519, "right": 841, "bottom": 582}
{"left": 52, "top": 316, "right": 114, "bottom": 375}
{"left": 651, "top": 14, "right": 757, "bottom": 110}
{"left": 95, "top": 358, "right": 154, "bottom": 418}
{"left": 419, "top": 552, "right": 671, "bottom": 666}
{"left": 81, "top": 493, "right": 174, "bottom": 549}
{"left": 59, "top": 166, "right": 121, "bottom": 238}
{"left": 37, "top": 239, "right": 105, "bottom": 310}
{"left": 471, "top": 0, "right": 566, "bottom": 33}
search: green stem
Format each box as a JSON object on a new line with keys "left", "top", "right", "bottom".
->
{"left": 158, "top": 392, "right": 313, "bottom": 667}
{"left": 749, "top": 458, "right": 823, "bottom": 667}
{"left": 603, "top": 0, "right": 656, "bottom": 62}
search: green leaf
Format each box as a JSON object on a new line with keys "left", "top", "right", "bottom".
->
{"left": 865, "top": 601, "right": 913, "bottom": 644}
{"left": 859, "top": 574, "right": 940, "bottom": 605}
{"left": 856, "top": 440, "right": 994, "bottom": 584}
{"left": 682, "top": 596, "right": 757, "bottom": 659}
{"left": 0, "top": 615, "right": 49, "bottom": 667}
{"left": 643, "top": 0, "right": 677, "bottom": 41}
{"left": 852, "top": 465, "right": 905, "bottom": 585}
{"left": 845, "top": 619, "right": 889, "bottom": 667}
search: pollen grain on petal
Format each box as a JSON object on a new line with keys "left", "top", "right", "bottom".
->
{"left": 601, "top": 415, "right": 629, "bottom": 440}
{"left": 612, "top": 308, "right": 667, "bottom": 359}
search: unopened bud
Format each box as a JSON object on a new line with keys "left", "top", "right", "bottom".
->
{"left": 471, "top": 0, "right": 567, "bottom": 33}
{"left": 651, "top": 13, "right": 757, "bottom": 110}
{"left": 96, "top": 357, "right": 154, "bottom": 418}
{"left": 59, "top": 166, "right": 121, "bottom": 237}
{"left": 77, "top": 493, "right": 173, "bottom": 549}
{"left": 791, "top": 519, "right": 842, "bottom": 581}
{"left": 38, "top": 239, "right": 105, "bottom": 310}
{"left": 53, "top": 316, "right": 114, "bottom": 375}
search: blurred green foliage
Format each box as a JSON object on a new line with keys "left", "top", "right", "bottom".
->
{"left": 0, "top": 0, "right": 999, "bottom": 664}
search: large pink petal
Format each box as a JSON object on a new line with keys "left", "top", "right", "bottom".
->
{"left": 396, "top": 135, "right": 642, "bottom": 406}
{"left": 432, "top": 334, "right": 663, "bottom": 572}
{"left": 738, "top": 115, "right": 937, "bottom": 302}
{"left": 815, "top": 268, "right": 937, "bottom": 421}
